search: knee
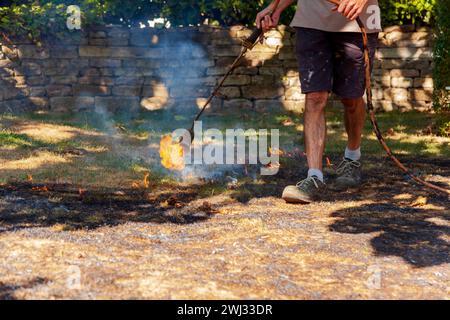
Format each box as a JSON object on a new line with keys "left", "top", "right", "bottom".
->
{"left": 342, "top": 98, "right": 363, "bottom": 113}
{"left": 306, "top": 92, "right": 328, "bottom": 112}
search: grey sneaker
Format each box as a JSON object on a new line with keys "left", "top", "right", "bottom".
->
{"left": 334, "top": 158, "right": 362, "bottom": 190}
{"left": 282, "top": 176, "right": 326, "bottom": 204}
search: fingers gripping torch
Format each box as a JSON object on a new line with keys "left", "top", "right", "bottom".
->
{"left": 179, "top": 0, "right": 281, "bottom": 144}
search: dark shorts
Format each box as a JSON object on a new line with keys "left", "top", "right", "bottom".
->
{"left": 295, "top": 27, "right": 378, "bottom": 99}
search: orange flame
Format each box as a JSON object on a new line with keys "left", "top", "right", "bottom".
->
{"left": 269, "top": 147, "right": 285, "bottom": 156}
{"left": 143, "top": 172, "right": 150, "bottom": 188}
{"left": 159, "top": 135, "right": 185, "bottom": 171}
{"left": 32, "top": 186, "right": 48, "bottom": 192}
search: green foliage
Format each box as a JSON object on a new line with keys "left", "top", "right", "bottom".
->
{"left": 0, "top": 1, "right": 106, "bottom": 43}
{"left": 433, "top": 0, "right": 450, "bottom": 113}
{"left": 437, "top": 121, "right": 450, "bottom": 137}
{"left": 0, "top": 0, "right": 439, "bottom": 40}
{"left": 379, "top": 0, "right": 436, "bottom": 26}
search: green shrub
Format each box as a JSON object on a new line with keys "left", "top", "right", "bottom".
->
{"left": 379, "top": 0, "right": 436, "bottom": 26}
{"left": 0, "top": 1, "right": 106, "bottom": 43}
{"left": 433, "top": 0, "right": 450, "bottom": 113}
{"left": 1, "top": 0, "right": 437, "bottom": 37}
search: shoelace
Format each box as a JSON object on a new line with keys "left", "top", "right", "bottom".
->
{"left": 336, "top": 158, "right": 361, "bottom": 177}
{"left": 296, "top": 176, "right": 320, "bottom": 189}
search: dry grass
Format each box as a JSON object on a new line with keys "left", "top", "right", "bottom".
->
{"left": 0, "top": 109, "right": 449, "bottom": 299}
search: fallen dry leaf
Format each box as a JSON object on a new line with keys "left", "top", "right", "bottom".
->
{"left": 411, "top": 196, "right": 427, "bottom": 207}
{"left": 269, "top": 147, "right": 285, "bottom": 156}
{"left": 131, "top": 182, "right": 140, "bottom": 189}
{"left": 265, "top": 161, "right": 280, "bottom": 169}
{"left": 281, "top": 118, "right": 294, "bottom": 126}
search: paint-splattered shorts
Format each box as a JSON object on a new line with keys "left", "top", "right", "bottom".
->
{"left": 295, "top": 27, "right": 378, "bottom": 99}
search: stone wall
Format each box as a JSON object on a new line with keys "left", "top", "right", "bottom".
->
{"left": 0, "top": 24, "right": 434, "bottom": 114}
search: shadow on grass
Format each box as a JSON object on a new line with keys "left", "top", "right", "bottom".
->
{"left": 0, "top": 277, "right": 48, "bottom": 300}
{"left": 224, "top": 152, "right": 450, "bottom": 268}
{"left": 0, "top": 182, "right": 218, "bottom": 234}
{"left": 329, "top": 201, "right": 450, "bottom": 268}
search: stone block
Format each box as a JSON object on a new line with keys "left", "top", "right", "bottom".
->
{"left": 50, "top": 97, "right": 94, "bottom": 112}
{"left": 95, "top": 96, "right": 140, "bottom": 112}
{"left": 79, "top": 46, "right": 163, "bottom": 59}
{"left": 108, "top": 29, "right": 130, "bottom": 39}
{"left": 376, "top": 47, "right": 432, "bottom": 59}
{"left": 390, "top": 69, "right": 420, "bottom": 77}
{"left": 89, "top": 31, "right": 106, "bottom": 38}
{"left": 50, "top": 46, "right": 79, "bottom": 58}
{"left": 242, "top": 86, "right": 283, "bottom": 99}
{"left": 252, "top": 75, "right": 276, "bottom": 85}
{"left": 409, "top": 89, "right": 433, "bottom": 101}
{"left": 15, "top": 62, "right": 42, "bottom": 76}
{"left": 45, "top": 84, "right": 73, "bottom": 97}
{"left": 384, "top": 88, "right": 409, "bottom": 102}
{"left": 17, "top": 45, "right": 49, "bottom": 59}
{"left": 391, "top": 77, "right": 414, "bottom": 88}
{"left": 259, "top": 67, "right": 285, "bottom": 77}
{"left": 29, "top": 86, "right": 47, "bottom": 97}
{"left": 115, "top": 76, "right": 145, "bottom": 85}
{"left": 373, "top": 76, "right": 390, "bottom": 89}
{"left": 89, "top": 38, "right": 129, "bottom": 46}
{"left": 140, "top": 97, "right": 168, "bottom": 111}
{"left": 50, "top": 75, "right": 78, "bottom": 85}
{"left": 27, "top": 76, "right": 49, "bottom": 86}
{"left": 207, "top": 45, "right": 242, "bottom": 57}
{"left": 112, "top": 85, "right": 142, "bottom": 96}
{"left": 413, "top": 77, "right": 433, "bottom": 88}
{"left": 374, "top": 100, "right": 395, "bottom": 112}
{"left": 217, "top": 87, "right": 241, "bottom": 99}
{"left": 29, "top": 97, "right": 49, "bottom": 109}
{"left": 223, "top": 75, "right": 251, "bottom": 86}
{"left": 73, "top": 85, "right": 110, "bottom": 96}
{"left": 78, "top": 76, "right": 115, "bottom": 86}
{"left": 285, "top": 87, "right": 305, "bottom": 101}
{"left": 89, "top": 59, "right": 122, "bottom": 68}
{"left": 223, "top": 99, "right": 253, "bottom": 109}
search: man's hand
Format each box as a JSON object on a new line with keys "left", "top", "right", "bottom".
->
{"left": 255, "top": 6, "right": 281, "bottom": 33}
{"left": 332, "top": 0, "right": 369, "bottom": 21}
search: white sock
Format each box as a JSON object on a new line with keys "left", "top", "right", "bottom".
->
{"left": 308, "top": 169, "right": 324, "bottom": 183}
{"left": 345, "top": 147, "right": 361, "bottom": 161}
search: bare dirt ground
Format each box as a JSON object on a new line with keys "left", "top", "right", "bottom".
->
{"left": 0, "top": 155, "right": 448, "bottom": 299}
{"left": 1, "top": 110, "right": 449, "bottom": 299}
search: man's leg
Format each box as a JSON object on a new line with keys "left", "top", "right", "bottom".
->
{"left": 331, "top": 31, "right": 378, "bottom": 190}
{"left": 333, "top": 97, "right": 365, "bottom": 189}
{"left": 281, "top": 92, "right": 328, "bottom": 204}
{"left": 342, "top": 97, "right": 365, "bottom": 156}
{"left": 282, "top": 27, "right": 331, "bottom": 204}
{"left": 304, "top": 91, "right": 329, "bottom": 181}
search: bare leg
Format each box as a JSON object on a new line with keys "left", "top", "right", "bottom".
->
{"left": 304, "top": 91, "right": 329, "bottom": 171}
{"left": 341, "top": 97, "right": 366, "bottom": 150}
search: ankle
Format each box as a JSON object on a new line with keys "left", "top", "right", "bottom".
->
{"left": 344, "top": 147, "right": 361, "bottom": 161}
{"left": 308, "top": 169, "right": 324, "bottom": 183}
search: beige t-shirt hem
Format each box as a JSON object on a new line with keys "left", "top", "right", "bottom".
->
{"left": 290, "top": 0, "right": 382, "bottom": 33}
{"left": 290, "top": 20, "right": 382, "bottom": 33}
